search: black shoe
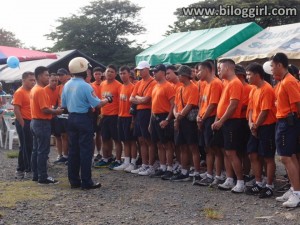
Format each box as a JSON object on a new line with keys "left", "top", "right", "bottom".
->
{"left": 38, "top": 177, "right": 59, "bottom": 185}
{"left": 161, "top": 171, "right": 173, "bottom": 180}
{"left": 259, "top": 187, "right": 273, "bottom": 198}
{"left": 81, "top": 182, "right": 101, "bottom": 190}
{"left": 244, "top": 174, "right": 255, "bottom": 183}
{"left": 32, "top": 177, "right": 38, "bottom": 182}
{"left": 192, "top": 175, "right": 202, "bottom": 186}
{"left": 150, "top": 169, "right": 165, "bottom": 178}
{"left": 245, "top": 184, "right": 262, "bottom": 195}
{"left": 71, "top": 184, "right": 81, "bottom": 189}
{"left": 170, "top": 173, "right": 190, "bottom": 182}
{"left": 94, "top": 154, "right": 102, "bottom": 162}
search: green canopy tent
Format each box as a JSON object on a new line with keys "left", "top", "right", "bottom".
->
{"left": 136, "top": 22, "right": 263, "bottom": 66}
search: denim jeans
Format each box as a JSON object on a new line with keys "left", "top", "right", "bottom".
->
{"left": 67, "top": 113, "right": 94, "bottom": 188}
{"left": 15, "top": 119, "right": 33, "bottom": 172}
{"left": 30, "top": 119, "right": 51, "bottom": 181}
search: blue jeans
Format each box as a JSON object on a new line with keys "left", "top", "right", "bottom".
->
{"left": 67, "top": 113, "right": 94, "bottom": 188}
{"left": 15, "top": 119, "right": 33, "bottom": 172}
{"left": 30, "top": 119, "right": 51, "bottom": 181}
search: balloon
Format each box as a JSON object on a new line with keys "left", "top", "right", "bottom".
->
{"left": 263, "top": 61, "right": 272, "bottom": 75}
{"left": 6, "top": 56, "right": 20, "bottom": 69}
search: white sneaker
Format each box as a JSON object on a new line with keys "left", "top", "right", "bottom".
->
{"left": 189, "top": 171, "right": 197, "bottom": 177}
{"left": 124, "top": 163, "right": 136, "bottom": 173}
{"left": 200, "top": 172, "right": 207, "bottom": 179}
{"left": 231, "top": 183, "right": 246, "bottom": 193}
{"left": 218, "top": 178, "right": 235, "bottom": 190}
{"left": 282, "top": 193, "right": 300, "bottom": 208}
{"left": 113, "top": 163, "right": 129, "bottom": 171}
{"left": 276, "top": 189, "right": 293, "bottom": 202}
{"left": 131, "top": 165, "right": 148, "bottom": 174}
{"left": 138, "top": 167, "right": 155, "bottom": 176}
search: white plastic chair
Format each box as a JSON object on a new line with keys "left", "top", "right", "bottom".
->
{"left": 3, "top": 116, "right": 19, "bottom": 150}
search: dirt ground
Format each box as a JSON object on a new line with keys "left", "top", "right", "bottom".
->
{"left": 0, "top": 146, "right": 300, "bottom": 225}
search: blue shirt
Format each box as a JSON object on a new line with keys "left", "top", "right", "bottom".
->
{"left": 62, "top": 77, "right": 101, "bottom": 113}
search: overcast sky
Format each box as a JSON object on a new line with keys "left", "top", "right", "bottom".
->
{"left": 0, "top": 0, "right": 196, "bottom": 49}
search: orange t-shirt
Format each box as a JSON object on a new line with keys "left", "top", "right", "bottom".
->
{"left": 197, "top": 80, "right": 207, "bottom": 101}
{"left": 100, "top": 80, "right": 122, "bottom": 116}
{"left": 91, "top": 81, "right": 102, "bottom": 98}
{"left": 274, "top": 73, "right": 300, "bottom": 118}
{"left": 175, "top": 82, "right": 199, "bottom": 113}
{"left": 13, "top": 87, "right": 31, "bottom": 120}
{"left": 152, "top": 81, "right": 175, "bottom": 114}
{"left": 131, "top": 77, "right": 157, "bottom": 110}
{"left": 241, "top": 83, "right": 254, "bottom": 118}
{"left": 44, "top": 85, "right": 59, "bottom": 107}
{"left": 199, "top": 78, "right": 223, "bottom": 118}
{"left": 57, "top": 84, "right": 64, "bottom": 107}
{"left": 172, "top": 82, "right": 183, "bottom": 92}
{"left": 30, "top": 85, "right": 52, "bottom": 120}
{"left": 249, "top": 82, "right": 277, "bottom": 125}
{"left": 216, "top": 77, "right": 243, "bottom": 119}
{"left": 119, "top": 83, "right": 134, "bottom": 117}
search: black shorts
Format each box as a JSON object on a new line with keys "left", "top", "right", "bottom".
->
{"left": 54, "top": 117, "right": 68, "bottom": 136}
{"left": 221, "top": 119, "right": 241, "bottom": 151}
{"left": 133, "top": 109, "right": 151, "bottom": 139}
{"left": 100, "top": 115, "right": 119, "bottom": 141}
{"left": 239, "top": 118, "right": 251, "bottom": 152}
{"left": 175, "top": 118, "right": 198, "bottom": 145}
{"left": 50, "top": 117, "right": 59, "bottom": 136}
{"left": 247, "top": 123, "right": 276, "bottom": 158}
{"left": 118, "top": 117, "right": 135, "bottom": 142}
{"left": 150, "top": 113, "right": 173, "bottom": 144}
{"left": 202, "top": 116, "right": 216, "bottom": 148}
{"left": 276, "top": 118, "right": 299, "bottom": 157}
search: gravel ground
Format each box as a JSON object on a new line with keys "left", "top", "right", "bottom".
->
{"left": 0, "top": 146, "right": 300, "bottom": 225}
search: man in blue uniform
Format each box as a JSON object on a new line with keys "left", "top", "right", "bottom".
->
{"left": 62, "top": 57, "right": 112, "bottom": 190}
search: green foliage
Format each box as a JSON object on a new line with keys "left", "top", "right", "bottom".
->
{"left": 0, "top": 28, "right": 23, "bottom": 47}
{"left": 46, "top": 0, "right": 145, "bottom": 66}
{"left": 166, "top": 0, "right": 300, "bottom": 35}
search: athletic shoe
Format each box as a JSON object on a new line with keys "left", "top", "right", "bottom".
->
{"left": 259, "top": 187, "right": 273, "bottom": 198}
{"left": 124, "top": 163, "right": 136, "bottom": 173}
{"left": 54, "top": 156, "right": 68, "bottom": 164}
{"left": 94, "top": 154, "right": 102, "bottom": 162}
{"left": 131, "top": 165, "right": 148, "bottom": 174}
{"left": 161, "top": 171, "right": 173, "bottom": 180}
{"left": 138, "top": 167, "right": 155, "bottom": 176}
{"left": 282, "top": 193, "right": 300, "bottom": 208}
{"left": 200, "top": 160, "right": 206, "bottom": 167}
{"left": 189, "top": 167, "right": 195, "bottom": 177}
{"left": 198, "top": 176, "right": 214, "bottom": 186}
{"left": 218, "top": 178, "right": 235, "bottom": 191}
{"left": 15, "top": 171, "right": 24, "bottom": 179}
{"left": 244, "top": 174, "right": 255, "bottom": 183}
{"left": 170, "top": 173, "right": 190, "bottom": 182}
{"left": 231, "top": 183, "right": 246, "bottom": 193}
{"left": 113, "top": 163, "right": 130, "bottom": 171}
{"left": 245, "top": 184, "right": 263, "bottom": 195}
{"left": 200, "top": 172, "right": 207, "bottom": 179}
{"left": 38, "top": 177, "right": 59, "bottom": 185}
{"left": 192, "top": 175, "right": 202, "bottom": 186}
{"left": 172, "top": 161, "right": 180, "bottom": 172}
{"left": 81, "top": 182, "right": 101, "bottom": 190}
{"left": 245, "top": 178, "right": 256, "bottom": 187}
{"left": 94, "top": 158, "right": 113, "bottom": 168}
{"left": 108, "top": 161, "right": 122, "bottom": 170}
{"left": 276, "top": 189, "right": 293, "bottom": 202}
{"left": 153, "top": 160, "right": 160, "bottom": 170}
{"left": 150, "top": 169, "right": 165, "bottom": 178}
{"left": 209, "top": 177, "right": 225, "bottom": 188}
{"left": 24, "top": 172, "right": 33, "bottom": 180}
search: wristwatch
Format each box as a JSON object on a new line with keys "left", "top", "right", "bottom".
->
{"left": 165, "top": 118, "right": 169, "bottom": 122}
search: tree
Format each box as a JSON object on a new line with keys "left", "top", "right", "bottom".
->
{"left": 0, "top": 28, "right": 22, "bottom": 47}
{"left": 46, "top": 0, "right": 145, "bottom": 66}
{"left": 166, "top": 0, "right": 300, "bottom": 35}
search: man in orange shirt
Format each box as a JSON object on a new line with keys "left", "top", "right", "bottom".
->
{"left": 148, "top": 64, "right": 175, "bottom": 178}
{"left": 94, "top": 65, "right": 122, "bottom": 169}
{"left": 30, "top": 66, "right": 63, "bottom": 184}
{"left": 271, "top": 53, "right": 300, "bottom": 208}
{"left": 129, "top": 61, "right": 157, "bottom": 175}
{"left": 211, "top": 59, "right": 245, "bottom": 193}
{"left": 13, "top": 71, "right": 36, "bottom": 179}
{"left": 166, "top": 65, "right": 183, "bottom": 92}
{"left": 171, "top": 65, "right": 199, "bottom": 182}
{"left": 113, "top": 66, "right": 137, "bottom": 172}
{"left": 195, "top": 61, "right": 223, "bottom": 186}
{"left": 245, "top": 62, "right": 277, "bottom": 198}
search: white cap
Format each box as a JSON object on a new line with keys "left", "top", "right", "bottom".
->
{"left": 68, "top": 57, "right": 90, "bottom": 74}
{"left": 136, "top": 61, "right": 150, "bottom": 70}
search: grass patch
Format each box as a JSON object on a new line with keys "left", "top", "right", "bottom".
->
{"left": 6, "top": 150, "right": 19, "bottom": 159}
{"left": 0, "top": 181, "right": 54, "bottom": 208}
{"left": 204, "top": 208, "right": 223, "bottom": 220}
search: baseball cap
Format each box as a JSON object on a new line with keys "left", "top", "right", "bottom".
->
{"left": 235, "top": 64, "right": 246, "bottom": 76}
{"left": 176, "top": 65, "right": 192, "bottom": 78}
{"left": 136, "top": 61, "right": 150, "bottom": 70}
{"left": 57, "top": 68, "right": 69, "bottom": 76}
{"left": 152, "top": 64, "right": 166, "bottom": 73}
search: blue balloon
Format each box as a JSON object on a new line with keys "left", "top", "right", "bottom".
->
{"left": 7, "top": 56, "right": 20, "bottom": 69}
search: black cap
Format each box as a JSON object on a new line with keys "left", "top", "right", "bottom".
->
{"left": 235, "top": 64, "right": 246, "bottom": 76}
{"left": 57, "top": 68, "right": 69, "bottom": 75}
{"left": 152, "top": 64, "right": 166, "bottom": 73}
{"left": 176, "top": 65, "right": 192, "bottom": 78}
